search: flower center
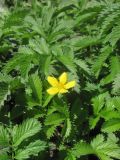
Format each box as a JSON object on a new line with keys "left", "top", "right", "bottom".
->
{"left": 58, "top": 82, "right": 64, "bottom": 89}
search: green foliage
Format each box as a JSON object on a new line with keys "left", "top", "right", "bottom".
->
{"left": 0, "top": 0, "right": 120, "bottom": 159}
{"left": 66, "top": 134, "right": 120, "bottom": 160}
{"left": 28, "top": 73, "right": 43, "bottom": 106}
{"left": 13, "top": 118, "right": 42, "bottom": 147}
{"left": 0, "top": 83, "right": 10, "bottom": 109}
{"left": 15, "top": 140, "right": 46, "bottom": 160}
{"left": 0, "top": 125, "right": 9, "bottom": 148}
{"left": 102, "top": 119, "right": 120, "bottom": 133}
{"left": 0, "top": 118, "right": 46, "bottom": 159}
{"left": 92, "top": 46, "right": 112, "bottom": 78}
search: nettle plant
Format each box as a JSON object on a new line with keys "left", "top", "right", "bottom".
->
{"left": 0, "top": 0, "right": 120, "bottom": 160}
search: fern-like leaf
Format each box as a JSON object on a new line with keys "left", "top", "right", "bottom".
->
{"left": 102, "top": 118, "right": 120, "bottom": 133}
{"left": 101, "top": 56, "right": 120, "bottom": 85}
{"left": 13, "top": 118, "right": 41, "bottom": 147}
{"left": 29, "top": 73, "right": 42, "bottom": 106}
{"left": 112, "top": 73, "right": 120, "bottom": 95}
{"left": 15, "top": 140, "right": 46, "bottom": 160}
{"left": 92, "top": 46, "right": 112, "bottom": 77}
{"left": 44, "top": 113, "right": 65, "bottom": 126}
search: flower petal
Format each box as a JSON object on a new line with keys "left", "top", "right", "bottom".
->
{"left": 65, "top": 81, "right": 76, "bottom": 89}
{"left": 59, "top": 72, "right": 67, "bottom": 84}
{"left": 59, "top": 89, "right": 68, "bottom": 94}
{"left": 47, "top": 87, "right": 59, "bottom": 95}
{"left": 47, "top": 76, "right": 58, "bottom": 87}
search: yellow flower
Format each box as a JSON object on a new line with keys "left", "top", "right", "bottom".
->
{"left": 47, "top": 72, "right": 76, "bottom": 95}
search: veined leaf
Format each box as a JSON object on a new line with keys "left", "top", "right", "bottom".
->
{"left": 91, "top": 93, "right": 108, "bottom": 115}
{"left": 46, "top": 125, "right": 58, "bottom": 139}
{"left": 71, "top": 142, "right": 94, "bottom": 158}
{"left": 29, "top": 73, "right": 42, "bottom": 105}
{"left": 102, "top": 118, "right": 120, "bottom": 133}
{"left": 0, "top": 125, "right": 9, "bottom": 147}
{"left": 101, "top": 56, "right": 120, "bottom": 85}
{"left": 15, "top": 140, "right": 46, "bottom": 160}
{"left": 3, "top": 53, "right": 34, "bottom": 78}
{"left": 44, "top": 113, "right": 65, "bottom": 126}
{"left": 13, "top": 118, "right": 41, "bottom": 147}
{"left": 92, "top": 46, "right": 112, "bottom": 77}
{"left": 75, "top": 59, "right": 90, "bottom": 74}
{"left": 57, "top": 54, "right": 77, "bottom": 73}
{"left": 112, "top": 73, "right": 120, "bottom": 95}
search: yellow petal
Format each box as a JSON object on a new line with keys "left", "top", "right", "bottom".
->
{"left": 47, "top": 87, "right": 59, "bottom": 95}
{"left": 65, "top": 81, "right": 76, "bottom": 89}
{"left": 47, "top": 76, "right": 58, "bottom": 87}
{"left": 59, "top": 89, "right": 68, "bottom": 94}
{"left": 59, "top": 72, "right": 67, "bottom": 84}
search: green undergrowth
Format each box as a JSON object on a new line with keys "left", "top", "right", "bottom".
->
{"left": 0, "top": 0, "right": 120, "bottom": 159}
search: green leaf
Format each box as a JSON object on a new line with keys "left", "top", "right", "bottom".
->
{"left": 43, "top": 95, "right": 54, "bottom": 107}
{"left": 66, "top": 134, "right": 120, "bottom": 160}
{"left": 15, "top": 140, "right": 46, "bottom": 160}
{"left": 91, "top": 134, "right": 120, "bottom": 159}
{"left": 59, "top": 0, "right": 79, "bottom": 9}
{"left": 13, "top": 118, "right": 41, "bottom": 147}
{"left": 71, "top": 142, "right": 94, "bottom": 158}
{"left": 102, "top": 118, "right": 120, "bottom": 132}
{"left": 112, "top": 96, "right": 120, "bottom": 112}
{"left": 0, "top": 125, "right": 9, "bottom": 147}
{"left": 89, "top": 116, "right": 100, "bottom": 129}
{"left": 29, "top": 73, "right": 42, "bottom": 105}
{"left": 42, "top": 6, "right": 54, "bottom": 31}
{"left": 91, "top": 93, "right": 108, "bottom": 115}
{"left": 104, "top": 20, "right": 120, "bottom": 46}
{"left": 3, "top": 53, "right": 33, "bottom": 78}
{"left": 75, "top": 59, "right": 90, "bottom": 74}
{"left": 112, "top": 73, "right": 120, "bottom": 95}
{"left": 46, "top": 125, "right": 58, "bottom": 139}
{"left": 92, "top": 46, "right": 112, "bottom": 77}
{"left": 0, "top": 83, "right": 10, "bottom": 109}
{"left": 0, "top": 153, "right": 9, "bottom": 160}
{"left": 44, "top": 113, "right": 65, "bottom": 126}
{"left": 57, "top": 54, "right": 77, "bottom": 73}
{"left": 71, "top": 36, "right": 100, "bottom": 50}
{"left": 29, "top": 38, "right": 49, "bottom": 55}
{"left": 62, "top": 118, "right": 72, "bottom": 139}
{"left": 3, "top": 9, "right": 28, "bottom": 28}
{"left": 0, "top": 73, "right": 12, "bottom": 83}
{"left": 101, "top": 56, "right": 120, "bottom": 85}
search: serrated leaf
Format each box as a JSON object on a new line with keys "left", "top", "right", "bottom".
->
{"left": 102, "top": 118, "right": 120, "bottom": 132}
{"left": 71, "top": 142, "right": 94, "bottom": 158}
{"left": 101, "top": 56, "right": 120, "bottom": 85}
{"left": 15, "top": 140, "right": 46, "bottom": 160}
{"left": 3, "top": 53, "right": 33, "bottom": 78}
{"left": 0, "top": 125, "right": 9, "bottom": 147}
{"left": 91, "top": 93, "right": 107, "bottom": 114}
{"left": 92, "top": 46, "right": 112, "bottom": 77}
{"left": 57, "top": 54, "right": 77, "bottom": 73}
{"left": 112, "top": 73, "right": 120, "bottom": 95}
{"left": 13, "top": 118, "right": 41, "bottom": 147}
{"left": 29, "top": 73, "right": 42, "bottom": 105}
{"left": 89, "top": 116, "right": 100, "bottom": 129}
{"left": 46, "top": 125, "right": 57, "bottom": 139}
{"left": 62, "top": 118, "right": 71, "bottom": 139}
{"left": 72, "top": 36, "right": 100, "bottom": 50}
{"left": 75, "top": 59, "right": 90, "bottom": 74}
{"left": 45, "top": 113, "right": 65, "bottom": 126}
